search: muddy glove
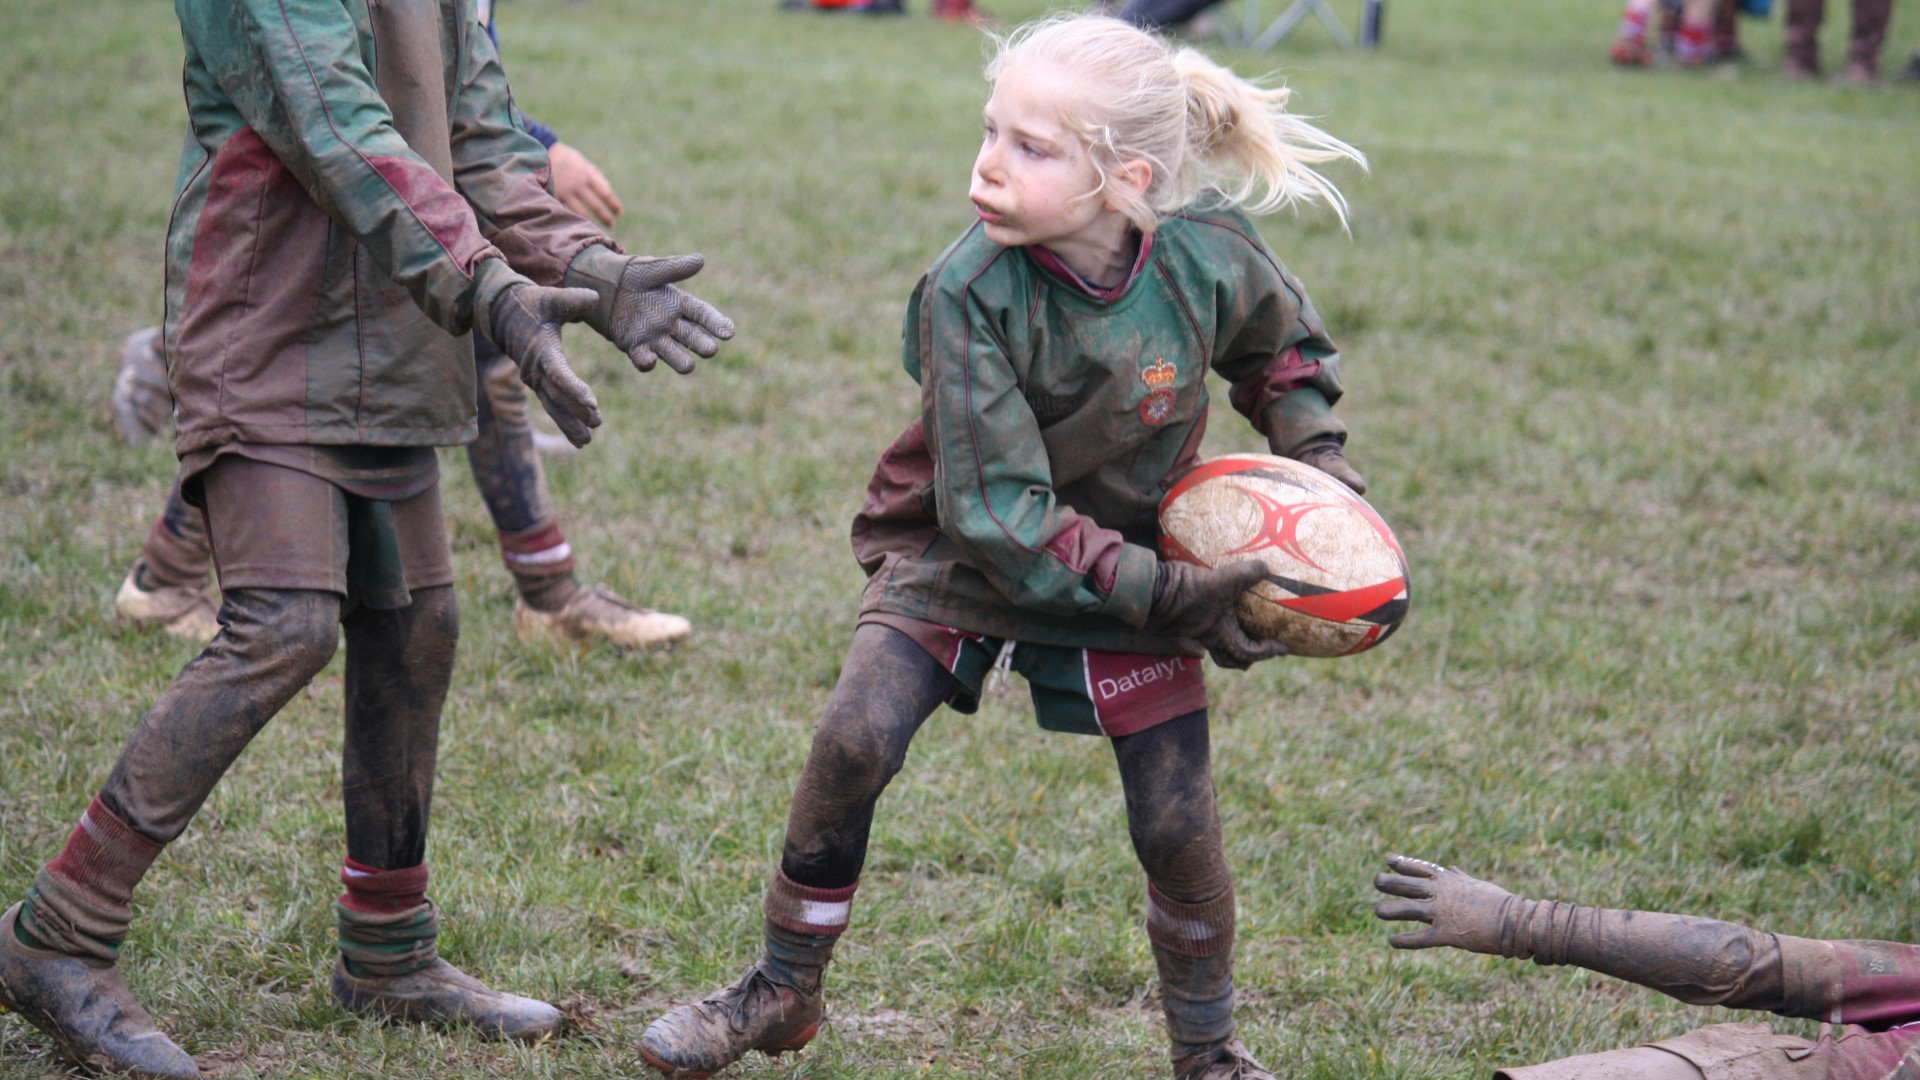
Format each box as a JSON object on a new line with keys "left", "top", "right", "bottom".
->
{"left": 1372, "top": 854, "right": 1528, "bottom": 954}
{"left": 1264, "top": 392, "right": 1366, "bottom": 495}
{"left": 1290, "top": 436, "right": 1367, "bottom": 496}
{"left": 566, "top": 247, "right": 735, "bottom": 375}
{"left": 1144, "top": 560, "right": 1290, "bottom": 670}
{"left": 490, "top": 283, "right": 603, "bottom": 448}
{"left": 1372, "top": 854, "right": 1792, "bottom": 1010}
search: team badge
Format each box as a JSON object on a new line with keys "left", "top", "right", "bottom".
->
{"left": 1138, "top": 357, "right": 1177, "bottom": 425}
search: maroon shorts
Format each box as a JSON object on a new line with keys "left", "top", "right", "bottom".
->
{"left": 863, "top": 613, "right": 1209, "bottom": 737}
{"left": 197, "top": 455, "right": 452, "bottom": 607}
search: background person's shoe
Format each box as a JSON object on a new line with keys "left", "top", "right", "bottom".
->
{"left": 0, "top": 903, "right": 200, "bottom": 1079}
{"left": 513, "top": 583, "right": 690, "bottom": 651}
{"left": 115, "top": 560, "right": 220, "bottom": 642}
{"left": 1838, "top": 59, "right": 1884, "bottom": 86}
{"left": 1609, "top": 35, "right": 1652, "bottom": 66}
{"left": 330, "top": 956, "right": 562, "bottom": 1042}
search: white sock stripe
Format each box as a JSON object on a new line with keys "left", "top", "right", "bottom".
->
{"left": 78, "top": 809, "right": 107, "bottom": 844}
{"left": 797, "top": 898, "right": 852, "bottom": 928}
{"left": 504, "top": 543, "right": 572, "bottom": 566}
{"left": 1148, "top": 899, "right": 1219, "bottom": 944}
{"left": 342, "top": 865, "right": 375, "bottom": 880}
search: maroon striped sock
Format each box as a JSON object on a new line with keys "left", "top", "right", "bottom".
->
{"left": 1146, "top": 882, "right": 1236, "bottom": 958}
{"left": 763, "top": 868, "right": 856, "bottom": 937}
{"left": 18, "top": 797, "right": 165, "bottom": 959}
{"left": 338, "top": 858, "right": 428, "bottom": 915}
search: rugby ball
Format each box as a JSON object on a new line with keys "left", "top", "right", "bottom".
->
{"left": 1158, "top": 453, "right": 1409, "bottom": 657}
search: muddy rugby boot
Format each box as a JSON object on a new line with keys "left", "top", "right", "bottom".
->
{"left": 513, "top": 583, "right": 690, "bottom": 651}
{"left": 638, "top": 962, "right": 823, "bottom": 1078}
{"left": 330, "top": 956, "right": 561, "bottom": 1042}
{"left": 1174, "top": 1038, "right": 1279, "bottom": 1080}
{"left": 0, "top": 903, "right": 199, "bottom": 1079}
{"left": 114, "top": 559, "right": 219, "bottom": 643}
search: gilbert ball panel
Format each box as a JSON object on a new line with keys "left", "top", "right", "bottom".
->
{"left": 1158, "top": 453, "right": 1410, "bottom": 657}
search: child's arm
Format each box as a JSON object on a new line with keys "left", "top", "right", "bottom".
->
{"left": 1211, "top": 238, "right": 1367, "bottom": 493}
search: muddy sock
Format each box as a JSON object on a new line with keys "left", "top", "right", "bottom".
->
{"left": 17, "top": 797, "right": 165, "bottom": 961}
{"left": 498, "top": 522, "right": 579, "bottom": 612}
{"left": 1147, "top": 882, "right": 1238, "bottom": 1059}
{"left": 336, "top": 860, "right": 436, "bottom": 978}
{"left": 760, "top": 868, "right": 852, "bottom": 989}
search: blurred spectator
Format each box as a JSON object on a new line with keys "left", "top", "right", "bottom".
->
{"left": 1784, "top": 0, "right": 1893, "bottom": 83}
{"left": 1113, "top": 0, "right": 1224, "bottom": 33}
{"left": 1611, "top": 0, "right": 1732, "bottom": 67}
{"left": 780, "top": 0, "right": 981, "bottom": 19}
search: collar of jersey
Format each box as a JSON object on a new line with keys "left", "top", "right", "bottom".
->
{"left": 1024, "top": 230, "right": 1155, "bottom": 306}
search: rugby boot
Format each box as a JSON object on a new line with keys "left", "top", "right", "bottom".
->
{"left": 638, "top": 962, "right": 823, "bottom": 1078}
{"left": 0, "top": 904, "right": 199, "bottom": 1079}
{"left": 1174, "top": 1038, "right": 1279, "bottom": 1080}
{"left": 114, "top": 560, "right": 219, "bottom": 643}
{"left": 1608, "top": 34, "right": 1652, "bottom": 66}
{"left": 512, "top": 582, "right": 690, "bottom": 652}
{"left": 330, "top": 956, "right": 562, "bottom": 1042}
{"left": 110, "top": 327, "right": 172, "bottom": 447}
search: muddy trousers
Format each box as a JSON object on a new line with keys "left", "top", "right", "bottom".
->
{"left": 140, "top": 340, "right": 567, "bottom": 594}
{"left": 23, "top": 586, "right": 456, "bottom": 961}
{"left": 1785, "top": 0, "right": 1893, "bottom": 67}
{"left": 773, "top": 623, "right": 1236, "bottom": 1054}
{"left": 106, "top": 585, "right": 455, "bottom": 861}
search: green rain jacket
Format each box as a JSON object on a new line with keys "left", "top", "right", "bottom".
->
{"left": 853, "top": 204, "right": 1350, "bottom": 656}
{"left": 161, "top": 0, "right": 614, "bottom": 455}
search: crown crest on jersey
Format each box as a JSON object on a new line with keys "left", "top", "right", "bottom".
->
{"left": 1141, "top": 358, "right": 1176, "bottom": 391}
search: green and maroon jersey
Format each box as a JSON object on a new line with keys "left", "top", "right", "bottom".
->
{"left": 852, "top": 202, "right": 1348, "bottom": 654}
{"left": 162, "top": 0, "right": 613, "bottom": 455}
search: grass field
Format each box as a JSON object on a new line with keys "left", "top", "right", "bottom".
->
{"left": 3, "top": 0, "right": 1919, "bottom": 1076}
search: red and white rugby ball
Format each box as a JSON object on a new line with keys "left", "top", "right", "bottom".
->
{"left": 1158, "top": 453, "right": 1409, "bottom": 658}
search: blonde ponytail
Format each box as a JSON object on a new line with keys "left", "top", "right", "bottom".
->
{"left": 987, "top": 14, "right": 1366, "bottom": 233}
{"left": 1171, "top": 48, "right": 1365, "bottom": 227}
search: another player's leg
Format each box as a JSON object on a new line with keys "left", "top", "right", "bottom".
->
{"left": 1784, "top": 0, "right": 1826, "bottom": 77}
{"left": 0, "top": 586, "right": 342, "bottom": 1077}
{"left": 115, "top": 476, "right": 219, "bottom": 642}
{"left": 1840, "top": 0, "right": 1891, "bottom": 84}
{"left": 1672, "top": 0, "right": 1720, "bottom": 65}
{"left": 639, "top": 624, "right": 951, "bottom": 1078}
{"left": 1112, "top": 710, "right": 1272, "bottom": 1080}
{"left": 1610, "top": 0, "right": 1659, "bottom": 66}
{"left": 466, "top": 339, "right": 690, "bottom": 651}
{"left": 326, "top": 583, "right": 563, "bottom": 1040}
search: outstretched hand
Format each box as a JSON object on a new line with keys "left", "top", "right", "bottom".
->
{"left": 605, "top": 255, "right": 735, "bottom": 374}
{"left": 491, "top": 283, "right": 603, "bottom": 447}
{"left": 1372, "top": 854, "right": 1518, "bottom": 954}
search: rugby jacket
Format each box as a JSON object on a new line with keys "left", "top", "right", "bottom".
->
{"left": 161, "top": 0, "right": 614, "bottom": 455}
{"left": 852, "top": 203, "right": 1350, "bottom": 655}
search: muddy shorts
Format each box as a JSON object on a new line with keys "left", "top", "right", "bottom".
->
{"left": 862, "top": 613, "right": 1208, "bottom": 737}
{"left": 192, "top": 454, "right": 453, "bottom": 610}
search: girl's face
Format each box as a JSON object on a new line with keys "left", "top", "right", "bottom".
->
{"left": 970, "top": 60, "right": 1135, "bottom": 280}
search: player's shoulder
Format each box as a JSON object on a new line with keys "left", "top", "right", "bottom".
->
{"left": 921, "top": 221, "right": 1027, "bottom": 304}
{"left": 1160, "top": 199, "right": 1281, "bottom": 263}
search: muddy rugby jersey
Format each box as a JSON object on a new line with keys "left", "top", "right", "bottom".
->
{"left": 163, "top": 0, "right": 611, "bottom": 454}
{"left": 852, "top": 202, "right": 1351, "bottom": 655}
